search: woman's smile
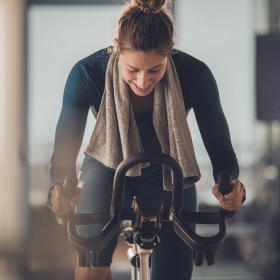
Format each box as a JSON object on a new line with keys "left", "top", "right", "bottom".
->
{"left": 132, "top": 82, "right": 153, "bottom": 92}
{"left": 118, "top": 50, "right": 167, "bottom": 97}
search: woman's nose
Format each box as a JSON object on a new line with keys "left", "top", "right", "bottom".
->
{"left": 136, "top": 72, "right": 150, "bottom": 89}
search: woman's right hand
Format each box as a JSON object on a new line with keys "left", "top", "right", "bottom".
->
{"left": 50, "top": 184, "right": 83, "bottom": 216}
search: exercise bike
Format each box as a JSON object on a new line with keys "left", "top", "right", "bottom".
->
{"left": 55, "top": 152, "right": 235, "bottom": 280}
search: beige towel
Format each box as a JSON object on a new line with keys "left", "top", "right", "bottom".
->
{"left": 85, "top": 53, "right": 201, "bottom": 191}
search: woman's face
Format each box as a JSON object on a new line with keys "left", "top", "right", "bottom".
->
{"left": 118, "top": 50, "right": 168, "bottom": 97}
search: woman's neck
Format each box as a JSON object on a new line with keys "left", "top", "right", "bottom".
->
{"left": 129, "top": 89, "right": 154, "bottom": 117}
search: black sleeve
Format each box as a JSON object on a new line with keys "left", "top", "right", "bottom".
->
{"left": 47, "top": 49, "right": 109, "bottom": 209}
{"left": 191, "top": 62, "right": 239, "bottom": 184}
{"left": 49, "top": 60, "right": 91, "bottom": 185}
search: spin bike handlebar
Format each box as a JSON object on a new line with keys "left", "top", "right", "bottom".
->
{"left": 58, "top": 153, "right": 235, "bottom": 267}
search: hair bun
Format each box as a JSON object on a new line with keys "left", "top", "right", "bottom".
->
{"left": 134, "top": 0, "right": 166, "bottom": 12}
{"left": 116, "top": 0, "right": 174, "bottom": 56}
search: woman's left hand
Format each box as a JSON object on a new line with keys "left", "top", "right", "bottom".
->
{"left": 212, "top": 179, "right": 245, "bottom": 211}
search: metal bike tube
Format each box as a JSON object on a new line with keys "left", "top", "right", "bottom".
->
{"left": 139, "top": 254, "right": 150, "bottom": 280}
{"left": 136, "top": 245, "right": 152, "bottom": 280}
{"left": 131, "top": 266, "right": 136, "bottom": 280}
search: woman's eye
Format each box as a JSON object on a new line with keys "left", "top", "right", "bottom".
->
{"left": 149, "top": 69, "right": 160, "bottom": 73}
{"left": 128, "top": 69, "right": 160, "bottom": 73}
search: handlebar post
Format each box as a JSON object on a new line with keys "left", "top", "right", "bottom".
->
{"left": 77, "top": 253, "right": 87, "bottom": 267}
{"left": 171, "top": 170, "right": 184, "bottom": 214}
{"left": 110, "top": 166, "right": 127, "bottom": 216}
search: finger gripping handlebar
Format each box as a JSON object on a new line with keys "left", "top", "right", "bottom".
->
{"left": 55, "top": 175, "right": 78, "bottom": 225}
{"left": 62, "top": 175, "right": 77, "bottom": 199}
{"left": 218, "top": 173, "right": 236, "bottom": 223}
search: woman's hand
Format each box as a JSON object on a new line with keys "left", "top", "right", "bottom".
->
{"left": 50, "top": 184, "right": 83, "bottom": 216}
{"left": 212, "top": 179, "right": 245, "bottom": 211}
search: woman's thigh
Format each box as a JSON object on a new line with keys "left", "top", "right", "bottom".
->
{"left": 75, "top": 154, "right": 133, "bottom": 267}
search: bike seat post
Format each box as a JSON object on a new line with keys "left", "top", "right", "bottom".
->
{"left": 135, "top": 244, "right": 153, "bottom": 280}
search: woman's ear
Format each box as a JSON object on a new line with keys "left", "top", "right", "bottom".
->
{"left": 113, "top": 39, "right": 119, "bottom": 57}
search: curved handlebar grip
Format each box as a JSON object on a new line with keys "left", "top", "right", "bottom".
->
{"left": 68, "top": 212, "right": 120, "bottom": 267}
{"left": 172, "top": 209, "right": 226, "bottom": 266}
{"left": 110, "top": 153, "right": 183, "bottom": 216}
{"left": 62, "top": 175, "right": 78, "bottom": 199}
{"left": 218, "top": 173, "right": 236, "bottom": 223}
{"left": 218, "top": 174, "right": 232, "bottom": 195}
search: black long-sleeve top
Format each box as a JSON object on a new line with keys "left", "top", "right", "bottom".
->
{"left": 49, "top": 47, "right": 239, "bottom": 186}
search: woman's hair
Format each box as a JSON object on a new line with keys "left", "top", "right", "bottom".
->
{"left": 114, "top": 0, "right": 174, "bottom": 56}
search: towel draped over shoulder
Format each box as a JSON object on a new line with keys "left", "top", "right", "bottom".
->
{"left": 85, "top": 53, "right": 201, "bottom": 191}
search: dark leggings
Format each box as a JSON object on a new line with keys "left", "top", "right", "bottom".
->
{"left": 75, "top": 153, "right": 197, "bottom": 280}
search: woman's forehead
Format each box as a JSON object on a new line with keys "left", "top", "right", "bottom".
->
{"left": 119, "top": 50, "right": 167, "bottom": 69}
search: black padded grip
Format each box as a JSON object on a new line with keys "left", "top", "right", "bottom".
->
{"left": 62, "top": 175, "right": 77, "bottom": 199}
{"left": 218, "top": 173, "right": 232, "bottom": 195}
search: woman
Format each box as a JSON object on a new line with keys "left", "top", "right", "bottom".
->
{"left": 48, "top": 1, "right": 245, "bottom": 279}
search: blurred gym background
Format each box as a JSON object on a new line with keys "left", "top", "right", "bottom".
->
{"left": 0, "top": 0, "right": 280, "bottom": 279}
